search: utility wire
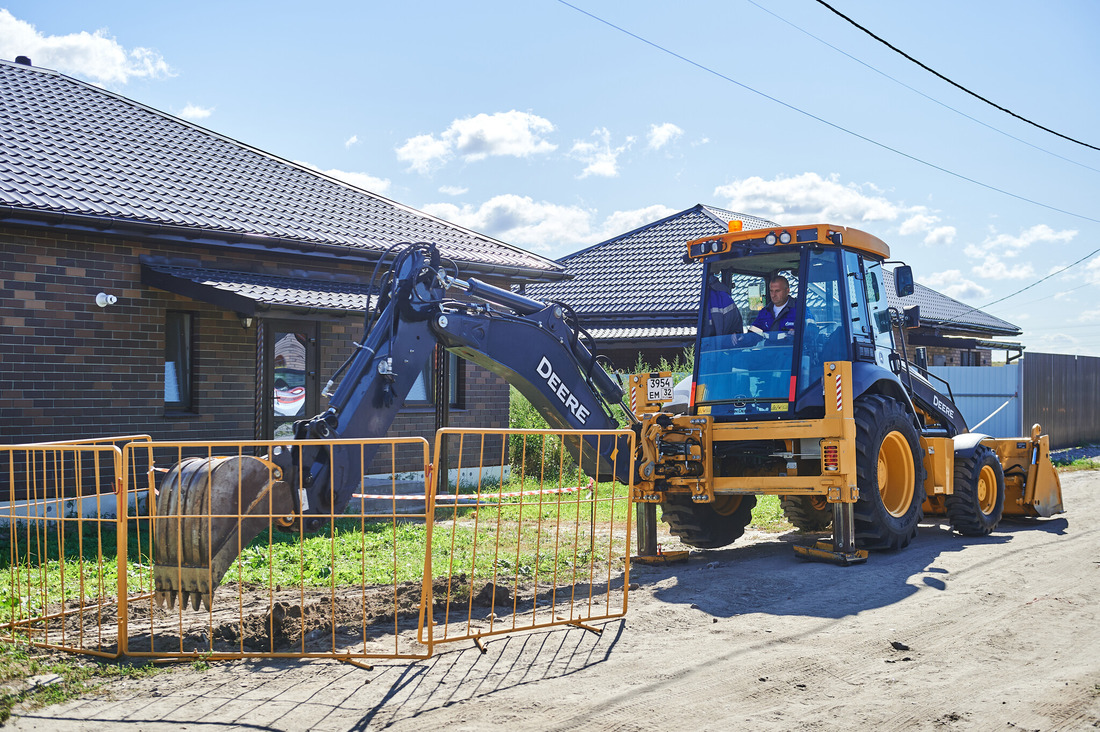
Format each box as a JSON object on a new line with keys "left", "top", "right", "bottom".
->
{"left": 554, "top": 0, "right": 1100, "bottom": 225}
{"left": 937, "top": 244, "right": 1100, "bottom": 327}
{"left": 747, "top": 0, "right": 1100, "bottom": 176}
{"left": 814, "top": 0, "right": 1100, "bottom": 152}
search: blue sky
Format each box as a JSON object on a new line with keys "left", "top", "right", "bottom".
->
{"left": 2, "top": 1, "right": 1098, "bottom": 355}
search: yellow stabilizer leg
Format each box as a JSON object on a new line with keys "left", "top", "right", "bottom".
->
{"left": 793, "top": 500, "right": 867, "bottom": 566}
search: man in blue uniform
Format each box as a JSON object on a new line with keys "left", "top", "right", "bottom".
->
{"left": 751, "top": 273, "right": 797, "bottom": 333}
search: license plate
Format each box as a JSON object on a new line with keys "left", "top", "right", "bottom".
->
{"left": 647, "top": 376, "right": 674, "bottom": 402}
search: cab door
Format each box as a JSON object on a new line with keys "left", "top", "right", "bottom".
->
{"left": 842, "top": 250, "right": 878, "bottom": 363}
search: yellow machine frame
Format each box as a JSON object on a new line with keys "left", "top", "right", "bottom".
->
{"left": 631, "top": 363, "right": 1063, "bottom": 518}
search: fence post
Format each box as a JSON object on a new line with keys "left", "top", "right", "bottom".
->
{"left": 117, "top": 444, "right": 129, "bottom": 653}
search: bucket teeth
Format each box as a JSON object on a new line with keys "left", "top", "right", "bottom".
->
{"left": 153, "top": 590, "right": 178, "bottom": 609}
{"left": 152, "top": 577, "right": 213, "bottom": 613}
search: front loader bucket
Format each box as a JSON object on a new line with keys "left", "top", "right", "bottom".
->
{"left": 153, "top": 455, "right": 294, "bottom": 611}
{"left": 989, "top": 425, "right": 1064, "bottom": 518}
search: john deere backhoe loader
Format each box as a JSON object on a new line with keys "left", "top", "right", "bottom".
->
{"left": 153, "top": 224, "right": 1065, "bottom": 609}
{"left": 631, "top": 222, "right": 1064, "bottom": 563}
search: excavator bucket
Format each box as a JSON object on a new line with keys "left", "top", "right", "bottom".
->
{"left": 988, "top": 425, "right": 1064, "bottom": 518}
{"left": 153, "top": 455, "right": 294, "bottom": 611}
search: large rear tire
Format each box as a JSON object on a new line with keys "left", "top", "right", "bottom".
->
{"left": 660, "top": 494, "right": 757, "bottom": 549}
{"left": 946, "top": 444, "right": 1005, "bottom": 536}
{"left": 780, "top": 495, "right": 832, "bottom": 532}
{"left": 853, "top": 395, "right": 926, "bottom": 551}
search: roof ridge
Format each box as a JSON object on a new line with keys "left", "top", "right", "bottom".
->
{"left": 0, "top": 57, "right": 59, "bottom": 76}
{"left": 556, "top": 204, "right": 708, "bottom": 262}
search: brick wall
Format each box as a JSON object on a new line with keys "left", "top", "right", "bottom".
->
{"left": 1, "top": 225, "right": 254, "bottom": 444}
{"left": 922, "top": 345, "right": 992, "bottom": 368}
{"left": 1, "top": 223, "right": 512, "bottom": 495}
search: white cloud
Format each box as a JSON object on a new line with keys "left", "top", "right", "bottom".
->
{"left": 570, "top": 128, "right": 634, "bottom": 179}
{"left": 969, "top": 224, "right": 1077, "bottom": 258}
{"left": 963, "top": 224, "right": 1077, "bottom": 282}
{"left": 900, "top": 213, "right": 956, "bottom": 245}
{"left": 295, "top": 161, "right": 390, "bottom": 194}
{"left": 714, "top": 172, "right": 906, "bottom": 225}
{"left": 647, "top": 122, "right": 683, "bottom": 150}
{"left": 715, "top": 172, "right": 966, "bottom": 246}
{"left": 974, "top": 258, "right": 1035, "bottom": 280}
{"left": 918, "top": 269, "right": 991, "bottom": 301}
{"left": 923, "top": 226, "right": 956, "bottom": 246}
{"left": 395, "top": 133, "right": 453, "bottom": 175}
{"left": 1075, "top": 309, "right": 1100, "bottom": 324}
{"left": 344, "top": 135, "right": 359, "bottom": 149}
{"left": 0, "top": 9, "right": 172, "bottom": 84}
{"left": 422, "top": 194, "right": 675, "bottom": 255}
{"left": 438, "top": 185, "right": 468, "bottom": 196}
{"left": 396, "top": 111, "right": 556, "bottom": 174}
{"left": 178, "top": 104, "right": 212, "bottom": 121}
{"left": 1086, "top": 257, "right": 1100, "bottom": 285}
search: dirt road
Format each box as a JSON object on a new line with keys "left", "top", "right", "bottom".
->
{"left": 10, "top": 471, "right": 1100, "bottom": 731}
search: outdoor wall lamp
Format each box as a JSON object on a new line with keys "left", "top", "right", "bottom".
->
{"left": 95, "top": 292, "right": 117, "bottom": 308}
{"left": 239, "top": 315, "right": 254, "bottom": 329}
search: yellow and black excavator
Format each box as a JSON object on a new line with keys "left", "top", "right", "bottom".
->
{"left": 630, "top": 222, "right": 1063, "bottom": 564}
{"left": 153, "top": 225, "right": 1065, "bottom": 609}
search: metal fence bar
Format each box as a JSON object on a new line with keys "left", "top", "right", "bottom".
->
{"left": 3, "top": 428, "right": 638, "bottom": 663}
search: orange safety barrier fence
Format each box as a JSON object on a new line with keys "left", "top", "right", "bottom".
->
{"left": 0, "top": 436, "right": 151, "bottom": 658}
{"left": 422, "top": 428, "right": 634, "bottom": 650}
{"left": 1, "top": 429, "right": 636, "bottom": 663}
{"left": 121, "top": 438, "right": 434, "bottom": 662}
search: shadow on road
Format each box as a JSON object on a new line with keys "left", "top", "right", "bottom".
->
{"left": 641, "top": 514, "right": 1069, "bottom": 621}
{"left": 350, "top": 619, "right": 626, "bottom": 729}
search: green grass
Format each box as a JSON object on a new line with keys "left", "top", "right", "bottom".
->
{"left": 0, "top": 518, "right": 153, "bottom": 621}
{"left": 0, "top": 477, "right": 785, "bottom": 642}
{"left": 0, "top": 641, "right": 161, "bottom": 723}
{"left": 1052, "top": 456, "right": 1100, "bottom": 471}
{"left": 748, "top": 495, "right": 792, "bottom": 532}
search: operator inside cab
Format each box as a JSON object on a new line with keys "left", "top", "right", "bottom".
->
{"left": 701, "top": 269, "right": 799, "bottom": 348}
{"left": 751, "top": 272, "right": 798, "bottom": 333}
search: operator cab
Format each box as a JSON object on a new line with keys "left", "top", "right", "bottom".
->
{"left": 690, "top": 223, "right": 897, "bottom": 422}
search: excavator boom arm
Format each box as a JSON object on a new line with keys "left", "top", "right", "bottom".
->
{"left": 154, "top": 242, "right": 632, "bottom": 609}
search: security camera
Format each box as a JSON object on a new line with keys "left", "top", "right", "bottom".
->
{"left": 95, "top": 292, "right": 118, "bottom": 308}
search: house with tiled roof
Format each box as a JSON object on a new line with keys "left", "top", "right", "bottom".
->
{"left": 527, "top": 204, "right": 1023, "bottom": 369}
{"left": 0, "top": 56, "right": 563, "bottom": 471}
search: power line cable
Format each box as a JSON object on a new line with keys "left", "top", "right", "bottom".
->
{"left": 746, "top": 0, "right": 1100, "bottom": 176}
{"left": 813, "top": 0, "right": 1100, "bottom": 152}
{"left": 937, "top": 245, "right": 1100, "bottom": 327}
{"left": 554, "top": 0, "right": 1100, "bottom": 226}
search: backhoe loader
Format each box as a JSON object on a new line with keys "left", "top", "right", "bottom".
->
{"left": 153, "top": 225, "right": 1064, "bottom": 609}
{"left": 631, "top": 222, "right": 1063, "bottom": 563}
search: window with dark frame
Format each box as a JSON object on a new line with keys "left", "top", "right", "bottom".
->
{"left": 404, "top": 352, "right": 463, "bottom": 408}
{"left": 164, "top": 311, "right": 194, "bottom": 411}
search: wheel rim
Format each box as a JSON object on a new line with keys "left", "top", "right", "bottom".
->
{"left": 712, "top": 495, "right": 744, "bottom": 516}
{"left": 977, "top": 464, "right": 998, "bottom": 515}
{"left": 877, "top": 431, "right": 915, "bottom": 518}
